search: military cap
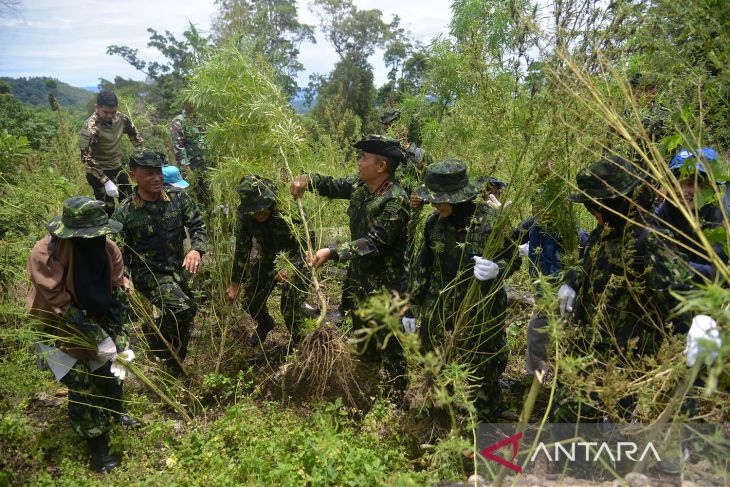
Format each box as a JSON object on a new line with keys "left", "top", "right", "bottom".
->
{"left": 129, "top": 150, "right": 166, "bottom": 168}
{"left": 162, "top": 165, "right": 190, "bottom": 189}
{"left": 47, "top": 196, "right": 122, "bottom": 239}
{"left": 236, "top": 175, "right": 277, "bottom": 215}
{"left": 568, "top": 157, "right": 640, "bottom": 203}
{"left": 353, "top": 134, "right": 406, "bottom": 163}
{"left": 380, "top": 109, "right": 401, "bottom": 125}
{"left": 415, "top": 159, "right": 484, "bottom": 204}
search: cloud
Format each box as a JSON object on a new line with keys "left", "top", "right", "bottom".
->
{"left": 0, "top": 0, "right": 452, "bottom": 88}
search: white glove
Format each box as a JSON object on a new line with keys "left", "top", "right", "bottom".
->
{"left": 684, "top": 315, "right": 721, "bottom": 367}
{"left": 557, "top": 284, "right": 576, "bottom": 316}
{"left": 473, "top": 256, "right": 499, "bottom": 281}
{"left": 96, "top": 337, "right": 118, "bottom": 362}
{"left": 486, "top": 194, "right": 513, "bottom": 211}
{"left": 518, "top": 243, "right": 530, "bottom": 258}
{"left": 110, "top": 349, "right": 136, "bottom": 381}
{"left": 402, "top": 317, "right": 417, "bottom": 334}
{"left": 103, "top": 180, "right": 119, "bottom": 198}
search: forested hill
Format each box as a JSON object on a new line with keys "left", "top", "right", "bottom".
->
{"left": 1, "top": 77, "right": 94, "bottom": 110}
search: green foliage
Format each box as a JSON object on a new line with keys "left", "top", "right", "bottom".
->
{"left": 0, "top": 93, "right": 58, "bottom": 149}
{"left": 213, "top": 0, "right": 315, "bottom": 98}
{"left": 107, "top": 24, "right": 212, "bottom": 119}
{"left": 0, "top": 77, "right": 95, "bottom": 111}
{"left": 308, "top": 0, "right": 410, "bottom": 133}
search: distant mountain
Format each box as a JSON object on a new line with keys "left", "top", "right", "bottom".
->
{"left": 1, "top": 77, "right": 95, "bottom": 110}
{"left": 290, "top": 88, "right": 314, "bottom": 114}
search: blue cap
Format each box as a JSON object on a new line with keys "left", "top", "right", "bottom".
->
{"left": 669, "top": 148, "right": 717, "bottom": 176}
{"left": 162, "top": 165, "right": 190, "bottom": 189}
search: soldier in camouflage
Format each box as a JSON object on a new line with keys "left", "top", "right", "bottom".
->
{"left": 551, "top": 157, "right": 694, "bottom": 426}
{"left": 290, "top": 135, "right": 410, "bottom": 388}
{"left": 381, "top": 109, "right": 432, "bottom": 254}
{"left": 630, "top": 73, "right": 670, "bottom": 145}
{"left": 79, "top": 90, "right": 144, "bottom": 217}
{"left": 27, "top": 197, "right": 137, "bottom": 473}
{"left": 408, "top": 159, "right": 521, "bottom": 421}
{"left": 226, "top": 175, "right": 313, "bottom": 347}
{"left": 171, "top": 102, "right": 209, "bottom": 211}
{"left": 113, "top": 150, "right": 208, "bottom": 376}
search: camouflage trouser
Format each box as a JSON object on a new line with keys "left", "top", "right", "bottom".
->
{"left": 241, "top": 260, "right": 308, "bottom": 341}
{"left": 341, "top": 275, "right": 407, "bottom": 391}
{"left": 186, "top": 164, "right": 210, "bottom": 214}
{"left": 60, "top": 360, "right": 123, "bottom": 439}
{"left": 420, "top": 298, "right": 508, "bottom": 422}
{"left": 139, "top": 279, "right": 197, "bottom": 370}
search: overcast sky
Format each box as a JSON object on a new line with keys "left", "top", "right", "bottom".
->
{"left": 0, "top": 0, "right": 453, "bottom": 89}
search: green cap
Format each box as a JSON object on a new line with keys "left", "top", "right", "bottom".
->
{"left": 236, "top": 175, "right": 277, "bottom": 215}
{"left": 415, "top": 159, "right": 484, "bottom": 204}
{"left": 46, "top": 196, "right": 122, "bottom": 239}
{"left": 568, "top": 157, "right": 641, "bottom": 203}
{"left": 353, "top": 134, "right": 405, "bottom": 163}
{"left": 380, "top": 109, "right": 400, "bottom": 125}
{"left": 129, "top": 150, "right": 166, "bottom": 168}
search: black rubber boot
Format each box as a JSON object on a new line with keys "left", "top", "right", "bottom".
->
{"left": 87, "top": 434, "right": 121, "bottom": 473}
{"left": 249, "top": 315, "right": 276, "bottom": 347}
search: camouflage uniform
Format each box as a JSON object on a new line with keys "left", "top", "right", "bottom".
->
{"left": 171, "top": 111, "right": 209, "bottom": 210}
{"left": 553, "top": 158, "right": 693, "bottom": 424}
{"left": 409, "top": 159, "right": 520, "bottom": 421}
{"left": 306, "top": 135, "right": 411, "bottom": 377}
{"left": 112, "top": 151, "right": 207, "bottom": 373}
{"left": 231, "top": 176, "right": 312, "bottom": 343}
{"left": 28, "top": 197, "right": 130, "bottom": 441}
{"left": 79, "top": 111, "right": 143, "bottom": 216}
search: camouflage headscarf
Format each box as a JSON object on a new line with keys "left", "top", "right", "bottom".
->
{"left": 47, "top": 196, "right": 123, "bottom": 239}
{"left": 568, "top": 157, "right": 641, "bottom": 203}
{"left": 415, "top": 159, "right": 484, "bottom": 204}
{"left": 236, "top": 175, "right": 278, "bottom": 215}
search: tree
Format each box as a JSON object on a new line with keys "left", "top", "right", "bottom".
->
{"left": 308, "top": 0, "right": 406, "bottom": 133}
{"left": 213, "top": 0, "right": 315, "bottom": 98}
{"left": 107, "top": 24, "right": 211, "bottom": 119}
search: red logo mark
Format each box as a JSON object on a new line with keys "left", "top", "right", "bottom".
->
{"left": 480, "top": 432, "right": 523, "bottom": 474}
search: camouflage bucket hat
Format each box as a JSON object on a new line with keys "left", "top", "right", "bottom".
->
{"left": 353, "top": 134, "right": 406, "bottom": 163}
{"left": 236, "top": 175, "right": 277, "bottom": 215}
{"left": 568, "top": 157, "right": 641, "bottom": 203}
{"left": 129, "top": 149, "right": 166, "bottom": 168}
{"left": 380, "top": 109, "right": 401, "bottom": 125}
{"left": 47, "top": 196, "right": 122, "bottom": 239}
{"left": 415, "top": 159, "right": 484, "bottom": 204}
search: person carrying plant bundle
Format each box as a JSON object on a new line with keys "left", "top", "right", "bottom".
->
{"left": 653, "top": 147, "right": 728, "bottom": 282}
{"left": 290, "top": 134, "right": 410, "bottom": 390}
{"left": 381, "top": 109, "right": 431, "bottom": 246}
{"left": 408, "top": 159, "right": 522, "bottom": 421}
{"left": 551, "top": 157, "right": 698, "bottom": 428}
{"left": 227, "top": 175, "right": 313, "bottom": 347}
{"left": 511, "top": 189, "right": 588, "bottom": 379}
{"left": 380, "top": 109, "right": 431, "bottom": 196}
{"left": 26, "top": 196, "right": 138, "bottom": 473}
{"left": 171, "top": 102, "right": 209, "bottom": 211}
{"left": 113, "top": 150, "right": 207, "bottom": 377}
{"left": 79, "top": 90, "right": 144, "bottom": 217}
